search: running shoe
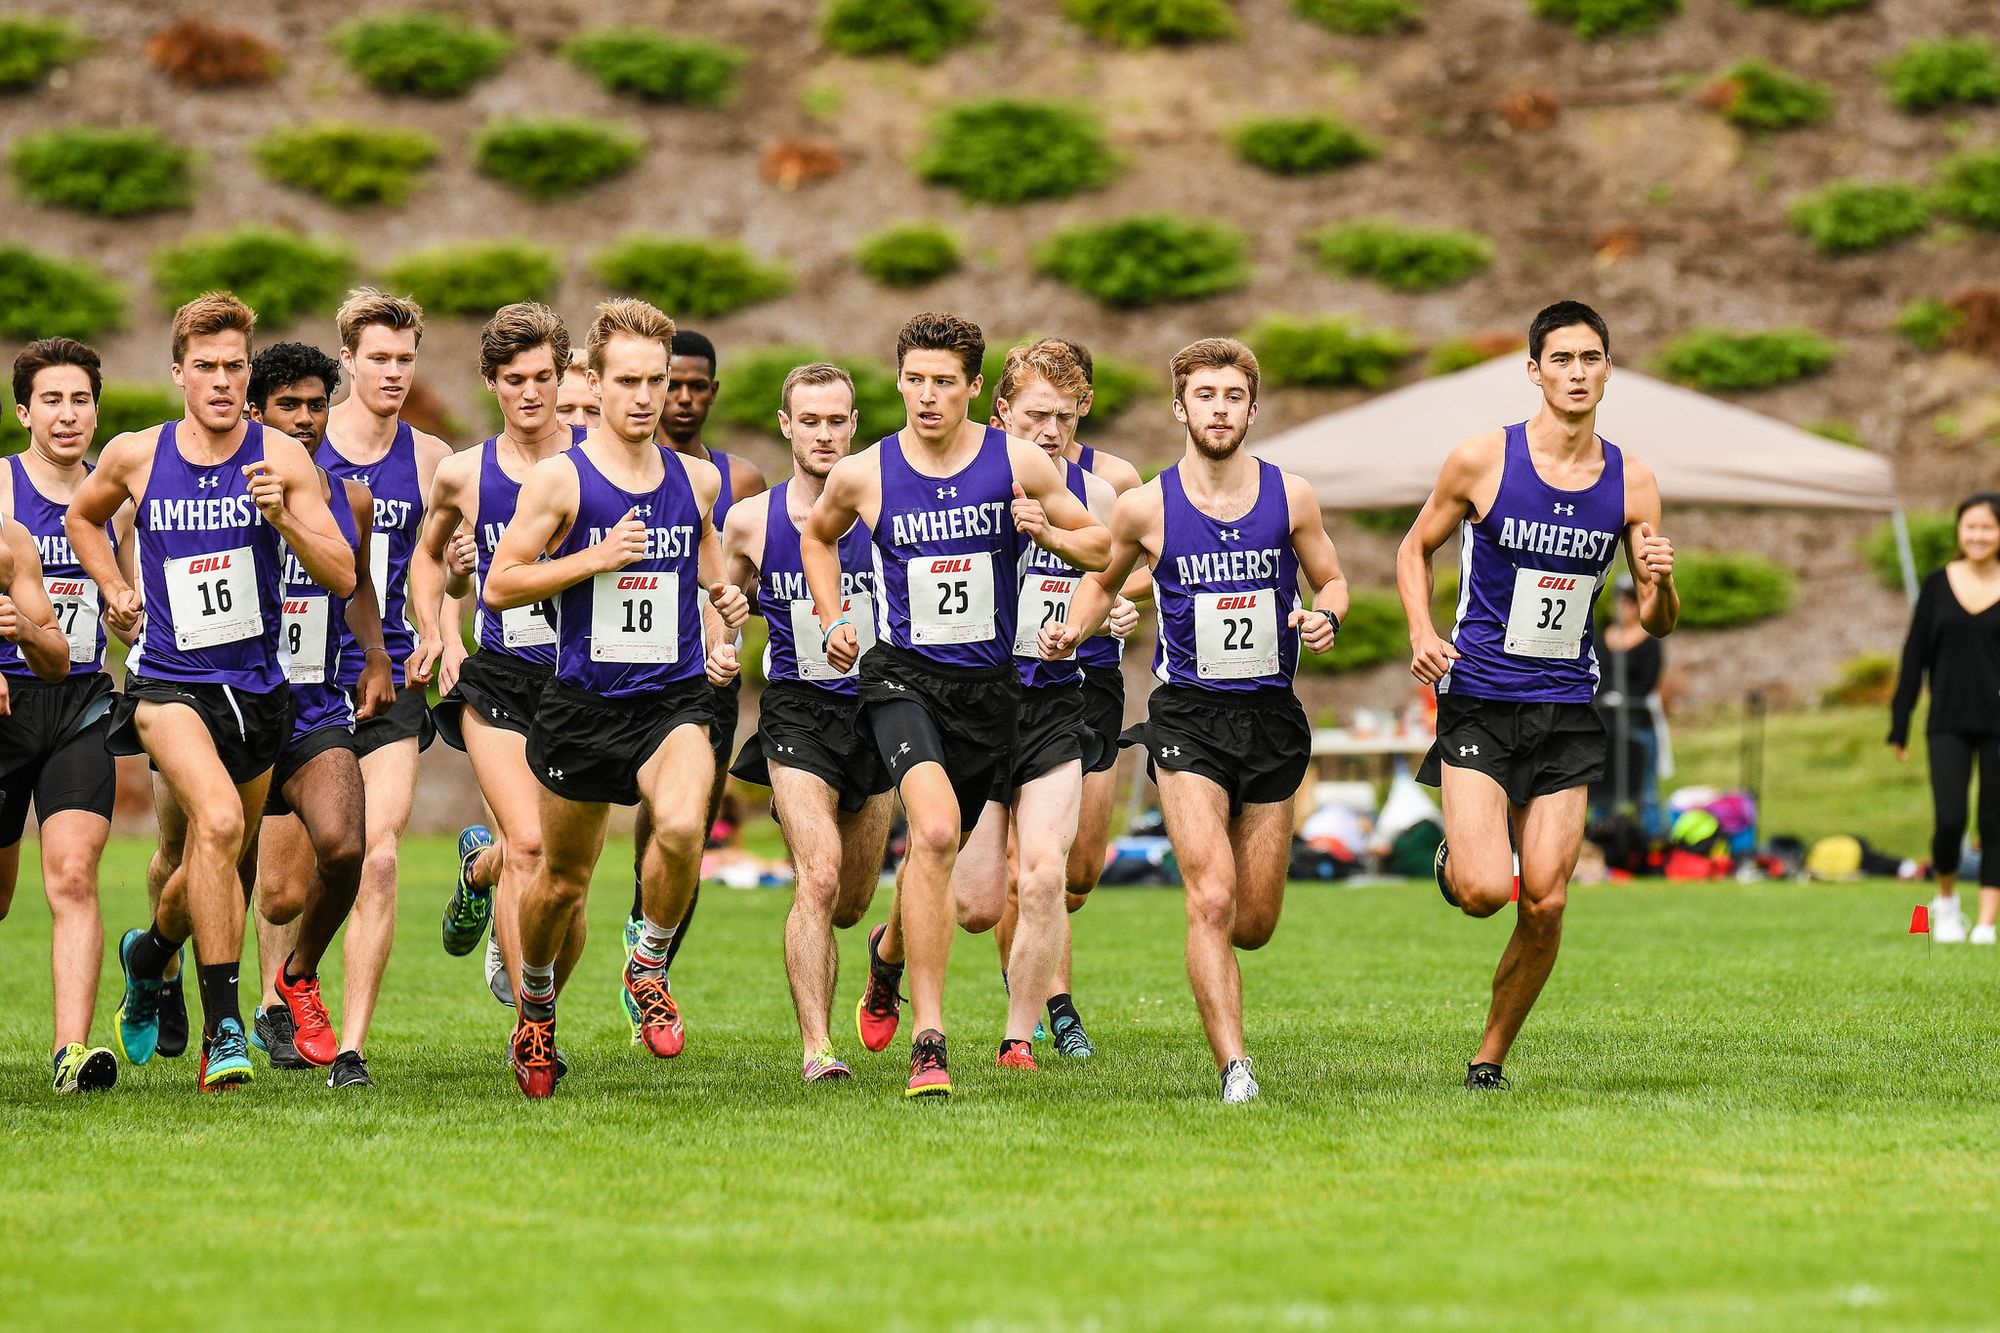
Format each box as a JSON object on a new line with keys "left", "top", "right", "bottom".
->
{"left": 1932, "top": 895, "right": 1969, "bottom": 944}
{"left": 1434, "top": 840, "right": 1459, "bottom": 908}
{"left": 620, "top": 915, "right": 643, "bottom": 1040}
{"left": 1033, "top": 1020, "right": 1048, "bottom": 1042}
{"left": 803, "top": 1049, "right": 852, "bottom": 1083}
{"left": 1051, "top": 1013, "right": 1095, "bottom": 1059}
{"left": 623, "top": 964, "right": 685, "bottom": 1058}
{"left": 326, "top": 1050, "right": 374, "bottom": 1089}
{"left": 1221, "top": 1058, "right": 1259, "bottom": 1104}
{"left": 1973, "top": 923, "right": 1998, "bottom": 946}
{"left": 856, "top": 923, "right": 904, "bottom": 1053}
{"left": 113, "top": 928, "right": 163, "bottom": 1066}
{"left": 156, "top": 949, "right": 188, "bottom": 1059}
{"left": 906, "top": 1029, "right": 952, "bottom": 1098}
{"left": 502, "top": 1039, "right": 569, "bottom": 1084}
{"left": 251, "top": 1005, "right": 309, "bottom": 1070}
{"left": 997, "top": 1039, "right": 1037, "bottom": 1071}
{"left": 273, "top": 967, "right": 338, "bottom": 1067}
{"left": 486, "top": 932, "right": 514, "bottom": 1007}
{"left": 1464, "top": 1062, "right": 1510, "bottom": 1091}
{"left": 512, "top": 1016, "right": 557, "bottom": 1099}
{"left": 199, "top": 1019, "right": 255, "bottom": 1092}
{"left": 53, "top": 1042, "right": 117, "bottom": 1093}
{"left": 441, "top": 825, "right": 496, "bottom": 956}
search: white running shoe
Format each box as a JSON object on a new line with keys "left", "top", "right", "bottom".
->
{"left": 1932, "top": 896, "right": 1969, "bottom": 944}
{"left": 1221, "top": 1058, "right": 1259, "bottom": 1104}
{"left": 486, "top": 932, "right": 514, "bottom": 1006}
{"left": 1971, "top": 923, "right": 1996, "bottom": 946}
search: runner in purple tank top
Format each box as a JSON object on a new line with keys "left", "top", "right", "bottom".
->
{"left": 1398, "top": 301, "right": 1680, "bottom": 1091}
{"left": 68, "top": 293, "right": 354, "bottom": 1093}
{"left": 801, "top": 312, "right": 1107, "bottom": 1099}
{"left": 1045, "top": 338, "right": 1348, "bottom": 1104}
{"left": 483, "top": 299, "right": 747, "bottom": 1100}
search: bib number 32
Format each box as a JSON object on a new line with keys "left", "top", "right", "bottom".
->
{"left": 1504, "top": 567, "right": 1595, "bottom": 659}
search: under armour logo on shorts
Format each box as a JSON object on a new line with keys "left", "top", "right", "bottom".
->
{"left": 1553, "top": 503, "right": 1574, "bottom": 516}
{"left": 776, "top": 744, "right": 793, "bottom": 753}
{"left": 1219, "top": 528, "right": 1240, "bottom": 541}
{"left": 547, "top": 767, "right": 564, "bottom": 779}
{"left": 884, "top": 682, "right": 906, "bottom": 691}
{"left": 1459, "top": 745, "right": 1479, "bottom": 757}
{"left": 936, "top": 486, "right": 957, "bottom": 499}
{"left": 1160, "top": 745, "right": 1182, "bottom": 758}
{"left": 197, "top": 475, "right": 220, "bottom": 490}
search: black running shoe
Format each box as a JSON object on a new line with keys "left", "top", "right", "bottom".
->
{"left": 252, "top": 1005, "right": 310, "bottom": 1070}
{"left": 1464, "top": 1061, "right": 1510, "bottom": 1090}
{"left": 156, "top": 957, "right": 189, "bottom": 1059}
{"left": 1434, "top": 840, "right": 1459, "bottom": 909}
{"left": 327, "top": 1049, "right": 374, "bottom": 1088}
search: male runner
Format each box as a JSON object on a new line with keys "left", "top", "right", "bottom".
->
{"left": 1, "top": 337, "right": 123, "bottom": 1093}
{"left": 242, "top": 342, "right": 394, "bottom": 1081}
{"left": 483, "top": 298, "right": 745, "bottom": 1099}
{"left": 1043, "top": 337, "right": 1347, "bottom": 1104}
{"left": 319, "top": 287, "right": 458, "bottom": 1085}
{"left": 723, "top": 362, "right": 894, "bottom": 1082}
{"left": 1398, "top": 300, "right": 1678, "bottom": 1090}
{"left": 553, "top": 352, "right": 601, "bottom": 432}
{"left": 74, "top": 292, "right": 354, "bottom": 1092}
{"left": 802, "top": 311, "right": 1107, "bottom": 1098}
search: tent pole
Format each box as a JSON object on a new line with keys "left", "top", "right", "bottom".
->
{"left": 1891, "top": 507, "right": 1919, "bottom": 605}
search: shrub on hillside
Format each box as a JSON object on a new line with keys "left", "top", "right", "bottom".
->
{"left": 9, "top": 128, "right": 194, "bottom": 217}
{"left": 1035, "top": 215, "right": 1250, "bottom": 308}
{"left": 253, "top": 123, "right": 438, "bottom": 208}
{"left": 915, "top": 99, "right": 1118, "bottom": 204}
{"left": 1229, "top": 115, "right": 1377, "bottom": 176}
{"left": 1862, "top": 512, "right": 1955, "bottom": 588}
{"left": 709, "top": 345, "right": 906, "bottom": 438}
{"left": 1657, "top": 327, "right": 1837, "bottom": 391}
{"left": 1297, "top": 591, "right": 1408, "bottom": 674}
{"left": 854, "top": 223, "right": 962, "bottom": 288}
{"left": 0, "top": 15, "right": 89, "bottom": 90}
{"left": 1703, "top": 60, "right": 1834, "bottom": 131}
{"left": 591, "top": 236, "right": 792, "bottom": 320}
{"left": 1880, "top": 38, "right": 2000, "bottom": 113}
{"left": 1064, "top": 0, "right": 1238, "bottom": 47}
{"left": 146, "top": 17, "right": 278, "bottom": 87}
{"left": 1821, "top": 652, "right": 1897, "bottom": 708}
{"left": 151, "top": 227, "right": 356, "bottom": 328}
{"left": 1344, "top": 506, "right": 1421, "bottom": 535}
{"left": 819, "top": 0, "right": 987, "bottom": 63}
{"left": 1894, "top": 299, "right": 1963, "bottom": 351}
{"left": 564, "top": 29, "right": 745, "bottom": 106}
{"left": 0, "top": 248, "right": 125, "bottom": 342}
{"left": 1079, "top": 353, "right": 1152, "bottom": 422}
{"left": 1530, "top": 0, "right": 1681, "bottom": 39}
{"left": 382, "top": 243, "right": 561, "bottom": 317}
{"left": 1243, "top": 315, "right": 1411, "bottom": 389}
{"left": 94, "top": 383, "right": 185, "bottom": 440}
{"left": 1787, "top": 181, "right": 1929, "bottom": 254}
{"left": 1293, "top": 0, "right": 1422, "bottom": 36}
{"left": 1308, "top": 220, "right": 1493, "bottom": 292}
{"left": 1426, "top": 335, "right": 1520, "bottom": 376}
{"left": 1669, "top": 552, "right": 1796, "bottom": 627}
{"left": 1934, "top": 147, "right": 2000, "bottom": 230}
{"left": 330, "top": 12, "right": 511, "bottom": 96}
{"left": 473, "top": 119, "right": 643, "bottom": 201}
{"left": 1738, "top": 0, "right": 1867, "bottom": 13}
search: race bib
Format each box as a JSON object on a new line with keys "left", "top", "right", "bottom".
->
{"left": 1012, "top": 572, "right": 1077, "bottom": 657}
{"left": 590, "top": 569, "right": 677, "bottom": 663}
{"left": 907, "top": 555, "right": 994, "bottom": 646}
{"left": 1193, "top": 589, "right": 1279, "bottom": 681}
{"left": 44, "top": 575, "right": 98, "bottom": 664}
{"left": 1504, "top": 567, "right": 1595, "bottom": 659}
{"left": 369, "top": 527, "right": 391, "bottom": 612}
{"left": 788, "top": 591, "right": 877, "bottom": 682}
{"left": 501, "top": 599, "right": 557, "bottom": 650}
{"left": 164, "top": 546, "right": 262, "bottom": 651}
{"left": 283, "top": 594, "right": 330, "bottom": 684}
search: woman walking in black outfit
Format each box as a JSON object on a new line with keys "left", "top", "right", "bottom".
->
{"left": 1890, "top": 493, "right": 2000, "bottom": 945}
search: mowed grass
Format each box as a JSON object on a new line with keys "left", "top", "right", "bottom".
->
{"left": 2, "top": 839, "right": 1995, "bottom": 1330}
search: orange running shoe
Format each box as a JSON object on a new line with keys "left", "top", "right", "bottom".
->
{"left": 906, "top": 1028, "right": 952, "bottom": 1098}
{"left": 997, "top": 1039, "right": 1037, "bottom": 1071}
{"left": 623, "top": 964, "right": 685, "bottom": 1058}
{"left": 856, "top": 923, "right": 904, "bottom": 1053}
{"left": 273, "top": 966, "right": 337, "bottom": 1067}
{"left": 512, "top": 1014, "right": 558, "bottom": 1099}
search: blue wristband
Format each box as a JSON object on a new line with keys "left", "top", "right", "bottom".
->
{"left": 820, "top": 617, "right": 852, "bottom": 649}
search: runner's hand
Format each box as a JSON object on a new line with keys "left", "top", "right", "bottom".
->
{"left": 242, "top": 462, "right": 286, "bottom": 524}
{"left": 1891, "top": 744, "right": 1908, "bottom": 763}
{"left": 593, "top": 508, "right": 648, "bottom": 572}
{"left": 0, "top": 673, "right": 11, "bottom": 716}
{"left": 706, "top": 638, "right": 740, "bottom": 687}
{"left": 1040, "top": 619, "right": 1080, "bottom": 661}
{"left": 709, "top": 582, "right": 748, "bottom": 629}
{"left": 0, "top": 594, "right": 20, "bottom": 642}
{"left": 447, "top": 529, "right": 478, "bottom": 578}
{"left": 405, "top": 635, "right": 442, "bottom": 687}
{"left": 1409, "top": 630, "right": 1459, "bottom": 685}
{"left": 1107, "top": 596, "right": 1139, "bottom": 639}
{"left": 1634, "top": 522, "right": 1674, "bottom": 582}
{"left": 1010, "top": 483, "right": 1048, "bottom": 539}
{"left": 357, "top": 653, "right": 396, "bottom": 719}
{"left": 105, "top": 585, "right": 143, "bottom": 635}
{"left": 440, "top": 636, "right": 467, "bottom": 695}
{"left": 823, "top": 621, "right": 859, "bottom": 674}
{"left": 1291, "top": 607, "right": 1338, "bottom": 654}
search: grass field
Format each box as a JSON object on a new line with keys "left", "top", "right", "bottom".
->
{"left": 3, "top": 837, "right": 1995, "bottom": 1330}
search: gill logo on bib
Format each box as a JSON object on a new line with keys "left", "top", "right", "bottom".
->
{"left": 44, "top": 576, "right": 99, "bottom": 663}
{"left": 790, "top": 592, "right": 877, "bottom": 680}
{"left": 1013, "top": 574, "right": 1076, "bottom": 657}
{"left": 165, "top": 547, "right": 262, "bottom": 650}
{"left": 1504, "top": 568, "right": 1594, "bottom": 659}
{"left": 1193, "top": 589, "right": 1278, "bottom": 680}
{"left": 908, "top": 555, "right": 994, "bottom": 645}
{"left": 590, "top": 570, "right": 678, "bottom": 663}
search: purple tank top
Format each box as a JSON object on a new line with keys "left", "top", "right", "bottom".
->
{"left": 871, "top": 426, "right": 1020, "bottom": 670}
{"left": 1152, "top": 459, "right": 1300, "bottom": 693}
{"left": 1070, "top": 445, "right": 1123, "bottom": 672}
{"left": 549, "top": 445, "right": 705, "bottom": 697}
{"left": 317, "top": 420, "right": 419, "bottom": 684}
{"left": 1443, "top": 423, "right": 1625, "bottom": 704}
{"left": 281, "top": 469, "right": 362, "bottom": 736}
{"left": 710, "top": 447, "right": 738, "bottom": 528}
{"left": 471, "top": 426, "right": 584, "bottom": 670}
{"left": 127, "top": 420, "right": 287, "bottom": 691}
{"left": 2, "top": 455, "right": 112, "bottom": 678}
{"left": 1013, "top": 460, "right": 1092, "bottom": 690}
{"left": 758, "top": 480, "right": 876, "bottom": 695}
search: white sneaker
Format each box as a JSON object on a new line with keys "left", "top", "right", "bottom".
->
{"left": 1221, "top": 1058, "right": 1259, "bottom": 1104}
{"left": 486, "top": 932, "right": 514, "bottom": 1006}
{"left": 1971, "top": 923, "right": 1996, "bottom": 945}
{"left": 1933, "top": 896, "right": 1969, "bottom": 944}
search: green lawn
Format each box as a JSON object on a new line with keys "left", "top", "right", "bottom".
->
{"left": 2, "top": 839, "right": 1993, "bottom": 1330}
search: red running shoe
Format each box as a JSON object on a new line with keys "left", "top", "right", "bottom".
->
{"left": 512, "top": 1015, "right": 558, "bottom": 1099}
{"left": 997, "top": 1039, "right": 1037, "bottom": 1071}
{"left": 623, "top": 965, "right": 685, "bottom": 1058}
{"left": 856, "top": 923, "right": 904, "bottom": 1054}
{"left": 273, "top": 966, "right": 337, "bottom": 1067}
{"left": 906, "top": 1028, "right": 952, "bottom": 1099}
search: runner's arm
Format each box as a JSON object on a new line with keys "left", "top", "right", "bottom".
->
{"left": 1286, "top": 473, "right": 1349, "bottom": 654}
{"left": 1047, "top": 484, "right": 1154, "bottom": 656}
{"left": 800, "top": 455, "right": 868, "bottom": 671}
{"left": 107, "top": 500, "right": 140, "bottom": 646}
{"left": 406, "top": 460, "right": 463, "bottom": 683}
{"left": 720, "top": 498, "right": 762, "bottom": 611}
{"left": 64, "top": 434, "right": 142, "bottom": 629}
{"left": 1009, "top": 440, "right": 1109, "bottom": 571}
{"left": 484, "top": 456, "right": 609, "bottom": 610}
{"left": 0, "top": 523, "right": 70, "bottom": 681}
{"left": 1397, "top": 436, "right": 1491, "bottom": 684}
{"left": 257, "top": 435, "right": 355, "bottom": 598}
{"left": 1623, "top": 460, "right": 1679, "bottom": 637}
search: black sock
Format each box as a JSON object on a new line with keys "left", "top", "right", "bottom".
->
{"left": 126, "top": 925, "right": 182, "bottom": 981}
{"left": 282, "top": 952, "right": 310, "bottom": 986}
{"left": 1047, "top": 993, "right": 1080, "bottom": 1029}
{"left": 630, "top": 880, "right": 644, "bottom": 921}
{"left": 197, "top": 961, "right": 243, "bottom": 1039}
{"left": 872, "top": 930, "right": 904, "bottom": 973}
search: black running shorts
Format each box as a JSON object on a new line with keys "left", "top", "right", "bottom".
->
{"left": 989, "top": 682, "right": 1086, "bottom": 802}
{"left": 264, "top": 724, "right": 359, "bottom": 817}
{"left": 353, "top": 682, "right": 435, "bottom": 758}
{"left": 528, "top": 676, "right": 714, "bottom": 806}
{"left": 709, "top": 674, "right": 742, "bottom": 773}
{"left": 433, "top": 650, "right": 551, "bottom": 750}
{"left": 0, "top": 673, "right": 117, "bottom": 843}
{"left": 1081, "top": 664, "right": 1126, "bottom": 776}
{"left": 730, "top": 679, "right": 890, "bottom": 814}
{"left": 109, "top": 674, "right": 292, "bottom": 786}
{"left": 1418, "top": 692, "right": 1607, "bottom": 806}
{"left": 1122, "top": 685, "right": 1311, "bottom": 817}
{"left": 858, "top": 641, "right": 1020, "bottom": 833}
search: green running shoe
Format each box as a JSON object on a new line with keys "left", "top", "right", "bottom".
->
{"left": 621, "top": 915, "right": 643, "bottom": 1042}
{"left": 199, "top": 1018, "right": 255, "bottom": 1092}
{"left": 53, "top": 1042, "right": 118, "bottom": 1093}
{"left": 113, "top": 928, "right": 164, "bottom": 1066}
{"left": 441, "top": 824, "right": 496, "bottom": 956}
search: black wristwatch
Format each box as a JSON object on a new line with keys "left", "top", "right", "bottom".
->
{"left": 1316, "top": 608, "right": 1341, "bottom": 634}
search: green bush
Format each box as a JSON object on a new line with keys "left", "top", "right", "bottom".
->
{"left": 1670, "top": 551, "right": 1796, "bottom": 628}
{"left": 1934, "top": 147, "right": 2000, "bottom": 230}
{"left": 1787, "top": 181, "right": 1929, "bottom": 254}
{"left": 381, "top": 242, "right": 561, "bottom": 318}
{"left": 330, "top": 12, "right": 511, "bottom": 96}
{"left": 1707, "top": 60, "right": 1835, "bottom": 131}
{"left": 1807, "top": 420, "right": 1864, "bottom": 446}
{"left": 591, "top": 235, "right": 792, "bottom": 320}
{"left": 1862, "top": 512, "right": 1955, "bottom": 588}
{"left": 0, "top": 247, "right": 125, "bottom": 341}
{"left": 0, "top": 15, "right": 89, "bottom": 90}
{"left": 1880, "top": 38, "right": 2000, "bottom": 113}
{"left": 252, "top": 123, "right": 438, "bottom": 208}
{"left": 1293, "top": 0, "right": 1422, "bottom": 35}
{"left": 563, "top": 29, "right": 745, "bottom": 106}
{"left": 1229, "top": 115, "right": 1377, "bottom": 176}
{"left": 1243, "top": 315, "right": 1411, "bottom": 390}
{"left": 1035, "top": 215, "right": 1251, "bottom": 308}
{"left": 915, "top": 98, "right": 1118, "bottom": 204}
{"left": 473, "top": 119, "right": 643, "bottom": 202}
{"left": 970, "top": 338, "right": 1156, "bottom": 425}
{"left": 1064, "top": 0, "right": 1237, "bottom": 47}
{"left": 1426, "top": 338, "right": 1514, "bottom": 376}
{"left": 709, "top": 345, "right": 906, "bottom": 439}
{"left": 1308, "top": 219, "right": 1492, "bottom": 292}
{"left": 1297, "top": 591, "right": 1409, "bottom": 674}
{"left": 151, "top": 227, "right": 356, "bottom": 328}
{"left": 1657, "top": 327, "right": 1838, "bottom": 391}
{"left": 1821, "top": 651, "right": 1897, "bottom": 708}
{"left": 819, "top": 0, "right": 987, "bottom": 63}
{"left": 1531, "top": 0, "right": 1681, "bottom": 38}
{"left": 853, "top": 223, "right": 961, "bottom": 288}
{"left": 94, "top": 382, "right": 185, "bottom": 440}
{"left": 9, "top": 127, "right": 194, "bottom": 217}
{"left": 1344, "top": 506, "right": 1421, "bottom": 534}
{"left": 1738, "top": 0, "right": 1867, "bottom": 13}
{"left": 1895, "top": 298, "right": 1965, "bottom": 351}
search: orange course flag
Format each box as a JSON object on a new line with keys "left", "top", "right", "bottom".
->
{"left": 1910, "top": 904, "right": 1930, "bottom": 935}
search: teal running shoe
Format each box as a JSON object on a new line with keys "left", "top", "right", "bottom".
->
{"left": 441, "top": 825, "right": 496, "bottom": 956}
{"left": 1033, "top": 1020, "right": 1048, "bottom": 1043}
{"left": 199, "top": 1018, "right": 255, "bottom": 1092}
{"left": 1051, "top": 1013, "right": 1095, "bottom": 1059}
{"left": 113, "top": 928, "right": 164, "bottom": 1066}
{"left": 620, "top": 915, "right": 642, "bottom": 1042}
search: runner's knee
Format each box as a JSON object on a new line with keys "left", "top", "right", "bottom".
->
{"left": 1064, "top": 889, "right": 1090, "bottom": 913}
{"left": 1184, "top": 880, "right": 1235, "bottom": 934}
{"left": 317, "top": 824, "right": 365, "bottom": 889}
{"left": 1456, "top": 870, "right": 1513, "bottom": 918}
{"left": 1518, "top": 883, "right": 1567, "bottom": 933}
{"left": 260, "top": 880, "right": 305, "bottom": 925}
{"left": 41, "top": 852, "right": 99, "bottom": 911}
{"left": 187, "top": 805, "right": 245, "bottom": 861}
{"left": 648, "top": 803, "right": 707, "bottom": 859}
{"left": 906, "top": 813, "right": 959, "bottom": 862}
